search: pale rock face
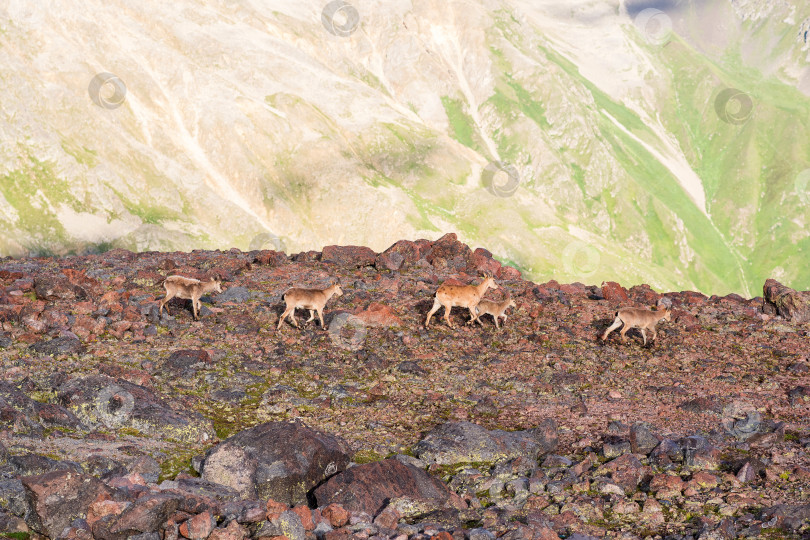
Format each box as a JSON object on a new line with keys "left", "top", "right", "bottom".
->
{"left": 1, "top": 0, "right": 809, "bottom": 295}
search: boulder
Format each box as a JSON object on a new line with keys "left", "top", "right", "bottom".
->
{"left": 313, "top": 459, "right": 455, "bottom": 517}
{"left": 762, "top": 279, "right": 810, "bottom": 323}
{"left": 0, "top": 479, "right": 27, "bottom": 517}
{"left": 213, "top": 286, "right": 251, "bottom": 304}
{"left": 58, "top": 375, "right": 214, "bottom": 444}
{"left": 164, "top": 349, "right": 213, "bottom": 376}
{"left": 201, "top": 421, "right": 350, "bottom": 505}
{"left": 28, "top": 336, "right": 85, "bottom": 357}
{"left": 91, "top": 492, "right": 181, "bottom": 540}
{"left": 375, "top": 240, "right": 423, "bottom": 271}
{"left": 601, "top": 282, "right": 629, "bottom": 302}
{"left": 629, "top": 423, "right": 660, "bottom": 455}
{"left": 413, "top": 420, "right": 558, "bottom": 466}
{"left": 424, "top": 233, "right": 475, "bottom": 272}
{"left": 0, "top": 510, "right": 28, "bottom": 534}
{"left": 321, "top": 245, "right": 377, "bottom": 268}
{"left": 788, "top": 385, "right": 810, "bottom": 407}
{"left": 0, "top": 381, "right": 84, "bottom": 435}
{"left": 353, "top": 303, "right": 403, "bottom": 327}
{"left": 22, "top": 470, "right": 113, "bottom": 538}
{"left": 33, "top": 275, "right": 87, "bottom": 301}
{"left": 762, "top": 503, "right": 810, "bottom": 530}
{"left": 471, "top": 248, "right": 502, "bottom": 276}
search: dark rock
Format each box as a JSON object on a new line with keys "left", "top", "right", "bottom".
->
{"left": 0, "top": 334, "right": 11, "bottom": 348}
{"left": 788, "top": 362, "right": 809, "bottom": 374}
{"left": 219, "top": 499, "right": 266, "bottom": 524}
{"left": 22, "top": 470, "right": 113, "bottom": 538}
{"left": 213, "top": 286, "right": 251, "bottom": 304}
{"left": 649, "top": 439, "right": 683, "bottom": 467}
{"left": 375, "top": 240, "right": 423, "bottom": 271}
{"left": 681, "top": 436, "right": 720, "bottom": 470}
{"left": 163, "top": 477, "right": 241, "bottom": 512}
{"left": 92, "top": 492, "right": 181, "bottom": 540}
{"left": 322, "top": 245, "right": 377, "bottom": 268}
{"left": 164, "top": 349, "right": 212, "bottom": 375}
{"left": 788, "top": 385, "right": 810, "bottom": 407}
{"left": 314, "top": 458, "right": 455, "bottom": 517}
{"left": 34, "top": 275, "right": 86, "bottom": 301}
{"left": 81, "top": 455, "right": 126, "bottom": 479}
{"left": 0, "top": 381, "right": 84, "bottom": 434}
{"left": 629, "top": 422, "right": 660, "bottom": 455}
{"left": 396, "top": 361, "right": 427, "bottom": 376}
{"left": 10, "top": 453, "right": 81, "bottom": 476}
{"left": 253, "top": 250, "right": 288, "bottom": 266}
{"left": 28, "top": 336, "right": 85, "bottom": 357}
{"left": 602, "top": 437, "right": 631, "bottom": 459}
{"left": 413, "top": 420, "right": 558, "bottom": 465}
{"left": 0, "top": 479, "right": 27, "bottom": 517}
{"left": 762, "top": 279, "right": 810, "bottom": 323}
{"left": 600, "top": 454, "right": 648, "bottom": 494}
{"left": 201, "top": 421, "right": 351, "bottom": 505}
{"left": 424, "top": 233, "right": 475, "bottom": 272}
{"left": 761, "top": 503, "right": 810, "bottom": 530}
{"left": 678, "top": 397, "right": 724, "bottom": 415}
{"left": 57, "top": 375, "right": 214, "bottom": 444}
{"left": 0, "top": 510, "right": 29, "bottom": 534}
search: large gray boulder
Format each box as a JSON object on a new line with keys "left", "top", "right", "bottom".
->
{"left": 58, "top": 375, "right": 214, "bottom": 444}
{"left": 200, "top": 421, "right": 350, "bottom": 505}
{"left": 413, "top": 420, "right": 558, "bottom": 466}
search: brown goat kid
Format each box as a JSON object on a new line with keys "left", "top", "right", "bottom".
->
{"left": 474, "top": 292, "right": 516, "bottom": 329}
{"left": 159, "top": 276, "right": 223, "bottom": 321}
{"left": 278, "top": 283, "right": 343, "bottom": 330}
{"left": 425, "top": 274, "right": 499, "bottom": 328}
{"left": 601, "top": 307, "right": 671, "bottom": 346}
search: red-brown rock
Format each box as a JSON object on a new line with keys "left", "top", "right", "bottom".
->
{"left": 313, "top": 458, "right": 455, "bottom": 517}
{"left": 321, "top": 503, "right": 349, "bottom": 528}
{"left": 763, "top": 279, "right": 810, "bottom": 323}
{"left": 321, "top": 245, "right": 376, "bottom": 268}
{"left": 22, "top": 470, "right": 114, "bottom": 538}
{"left": 353, "top": 303, "right": 403, "bottom": 327}
{"left": 179, "top": 511, "right": 216, "bottom": 539}
{"left": 601, "top": 281, "right": 629, "bottom": 302}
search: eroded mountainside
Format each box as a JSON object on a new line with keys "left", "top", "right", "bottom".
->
{"left": 2, "top": 0, "right": 810, "bottom": 295}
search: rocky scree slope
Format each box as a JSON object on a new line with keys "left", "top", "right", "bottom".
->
{"left": 0, "top": 234, "right": 808, "bottom": 538}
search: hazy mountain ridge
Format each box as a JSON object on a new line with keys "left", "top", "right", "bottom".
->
{"left": 1, "top": 0, "right": 809, "bottom": 296}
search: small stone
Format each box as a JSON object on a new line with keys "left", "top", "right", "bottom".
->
{"left": 692, "top": 471, "right": 720, "bottom": 489}
{"left": 266, "top": 499, "right": 288, "bottom": 521}
{"left": 321, "top": 504, "right": 349, "bottom": 528}
{"left": 179, "top": 511, "right": 215, "bottom": 540}
{"left": 292, "top": 505, "right": 314, "bottom": 531}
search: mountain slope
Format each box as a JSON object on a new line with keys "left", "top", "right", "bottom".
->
{"left": 1, "top": 0, "right": 809, "bottom": 295}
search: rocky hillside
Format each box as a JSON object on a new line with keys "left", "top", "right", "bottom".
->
{"left": 0, "top": 235, "right": 809, "bottom": 539}
{"left": 2, "top": 0, "right": 810, "bottom": 295}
